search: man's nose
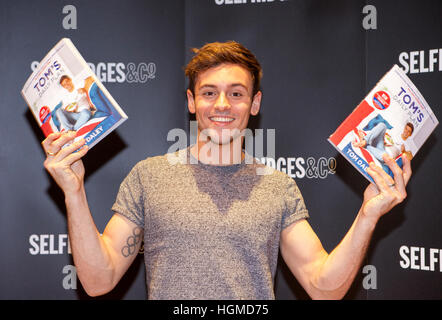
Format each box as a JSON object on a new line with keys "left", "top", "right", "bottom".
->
{"left": 214, "top": 92, "right": 231, "bottom": 112}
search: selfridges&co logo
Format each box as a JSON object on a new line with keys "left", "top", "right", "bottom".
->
{"left": 260, "top": 156, "right": 336, "bottom": 179}
{"left": 31, "top": 61, "right": 156, "bottom": 83}
{"left": 29, "top": 233, "right": 71, "bottom": 255}
{"left": 398, "top": 48, "right": 442, "bottom": 74}
{"left": 399, "top": 245, "right": 442, "bottom": 272}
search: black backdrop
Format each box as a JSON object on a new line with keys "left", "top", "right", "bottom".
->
{"left": 0, "top": 0, "right": 440, "bottom": 300}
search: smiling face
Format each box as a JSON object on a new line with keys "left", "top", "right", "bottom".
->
{"left": 187, "top": 63, "right": 262, "bottom": 146}
{"left": 401, "top": 123, "right": 413, "bottom": 140}
{"left": 60, "top": 77, "right": 75, "bottom": 92}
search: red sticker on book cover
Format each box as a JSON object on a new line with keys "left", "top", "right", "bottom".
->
{"left": 373, "top": 91, "right": 390, "bottom": 110}
{"left": 39, "top": 106, "right": 51, "bottom": 123}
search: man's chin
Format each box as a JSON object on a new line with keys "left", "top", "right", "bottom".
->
{"left": 202, "top": 128, "right": 242, "bottom": 146}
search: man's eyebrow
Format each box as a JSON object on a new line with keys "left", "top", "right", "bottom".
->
{"left": 198, "top": 83, "right": 249, "bottom": 90}
{"left": 230, "top": 83, "right": 249, "bottom": 90}
{"left": 198, "top": 84, "right": 217, "bottom": 90}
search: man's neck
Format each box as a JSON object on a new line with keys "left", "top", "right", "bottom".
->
{"left": 191, "top": 138, "right": 244, "bottom": 166}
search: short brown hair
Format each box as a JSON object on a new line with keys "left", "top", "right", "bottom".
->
{"left": 59, "top": 75, "right": 71, "bottom": 84}
{"left": 185, "top": 41, "right": 263, "bottom": 97}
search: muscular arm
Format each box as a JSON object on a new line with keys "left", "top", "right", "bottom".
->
{"left": 281, "top": 154, "right": 411, "bottom": 299}
{"left": 281, "top": 211, "right": 376, "bottom": 299}
{"left": 42, "top": 132, "right": 142, "bottom": 296}
{"left": 66, "top": 188, "right": 142, "bottom": 296}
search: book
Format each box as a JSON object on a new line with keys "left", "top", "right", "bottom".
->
{"left": 22, "top": 38, "right": 128, "bottom": 150}
{"left": 328, "top": 64, "right": 439, "bottom": 183}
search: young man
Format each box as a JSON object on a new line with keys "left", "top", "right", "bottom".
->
{"left": 57, "top": 75, "right": 97, "bottom": 131}
{"left": 353, "top": 121, "right": 414, "bottom": 172}
{"left": 41, "top": 41, "right": 411, "bottom": 299}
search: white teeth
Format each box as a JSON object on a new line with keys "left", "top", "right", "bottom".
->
{"left": 210, "top": 117, "right": 234, "bottom": 122}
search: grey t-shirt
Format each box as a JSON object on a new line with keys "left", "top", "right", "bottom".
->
{"left": 112, "top": 149, "right": 309, "bottom": 299}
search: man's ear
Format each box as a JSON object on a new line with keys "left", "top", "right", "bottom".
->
{"left": 250, "top": 91, "right": 262, "bottom": 116}
{"left": 187, "top": 89, "right": 196, "bottom": 114}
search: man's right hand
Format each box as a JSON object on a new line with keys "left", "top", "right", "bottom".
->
{"left": 42, "top": 131, "right": 140, "bottom": 297}
{"left": 42, "top": 131, "right": 89, "bottom": 195}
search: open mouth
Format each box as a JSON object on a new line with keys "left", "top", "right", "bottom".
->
{"left": 209, "top": 116, "right": 235, "bottom": 123}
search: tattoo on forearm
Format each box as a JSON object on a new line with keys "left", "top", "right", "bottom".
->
{"left": 121, "top": 227, "right": 143, "bottom": 257}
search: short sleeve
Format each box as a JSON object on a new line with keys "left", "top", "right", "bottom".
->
{"left": 111, "top": 163, "right": 145, "bottom": 228}
{"left": 281, "top": 177, "right": 309, "bottom": 230}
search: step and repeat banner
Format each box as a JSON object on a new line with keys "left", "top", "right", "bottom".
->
{"left": 0, "top": 0, "right": 440, "bottom": 300}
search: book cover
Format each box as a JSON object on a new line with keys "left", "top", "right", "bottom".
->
{"left": 22, "top": 38, "right": 128, "bottom": 150}
{"left": 328, "top": 64, "right": 438, "bottom": 183}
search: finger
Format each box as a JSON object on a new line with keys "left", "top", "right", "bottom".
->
{"left": 60, "top": 145, "right": 89, "bottom": 166}
{"left": 48, "top": 131, "right": 77, "bottom": 154}
{"left": 54, "top": 138, "right": 86, "bottom": 162}
{"left": 382, "top": 154, "right": 406, "bottom": 194}
{"left": 42, "top": 132, "right": 62, "bottom": 146}
{"left": 41, "top": 132, "right": 62, "bottom": 152}
{"left": 366, "top": 162, "right": 391, "bottom": 193}
{"left": 401, "top": 153, "right": 412, "bottom": 185}
{"left": 371, "top": 159, "right": 395, "bottom": 185}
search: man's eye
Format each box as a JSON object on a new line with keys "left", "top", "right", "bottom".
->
{"left": 203, "top": 91, "right": 216, "bottom": 97}
{"left": 231, "top": 92, "right": 243, "bottom": 97}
